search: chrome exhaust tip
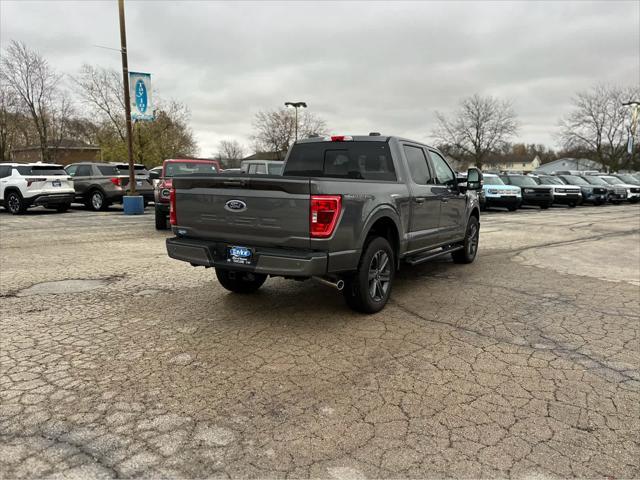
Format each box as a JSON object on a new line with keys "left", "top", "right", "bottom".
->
{"left": 312, "top": 277, "right": 344, "bottom": 291}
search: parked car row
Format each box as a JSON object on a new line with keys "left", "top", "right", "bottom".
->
{"left": 2, "top": 158, "right": 639, "bottom": 218}
{"left": 0, "top": 161, "right": 157, "bottom": 214}
{"left": 479, "top": 171, "right": 640, "bottom": 211}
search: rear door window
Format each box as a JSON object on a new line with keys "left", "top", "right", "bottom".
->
{"left": 284, "top": 141, "right": 396, "bottom": 181}
{"left": 403, "top": 145, "right": 432, "bottom": 185}
{"left": 97, "top": 165, "right": 118, "bottom": 176}
{"left": 0, "top": 166, "right": 12, "bottom": 178}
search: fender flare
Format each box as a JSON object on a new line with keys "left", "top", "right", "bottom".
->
{"left": 356, "top": 204, "right": 403, "bottom": 253}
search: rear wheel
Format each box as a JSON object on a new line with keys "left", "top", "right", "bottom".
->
{"left": 568, "top": 202, "right": 577, "bottom": 208}
{"left": 540, "top": 204, "right": 550, "bottom": 210}
{"left": 87, "top": 190, "right": 107, "bottom": 211}
{"left": 6, "top": 191, "right": 26, "bottom": 215}
{"left": 343, "top": 236, "right": 394, "bottom": 314}
{"left": 452, "top": 215, "right": 479, "bottom": 264}
{"left": 155, "top": 205, "right": 168, "bottom": 230}
{"left": 215, "top": 268, "right": 267, "bottom": 294}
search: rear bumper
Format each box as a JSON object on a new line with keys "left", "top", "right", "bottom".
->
{"left": 166, "top": 236, "right": 328, "bottom": 277}
{"left": 31, "top": 193, "right": 75, "bottom": 206}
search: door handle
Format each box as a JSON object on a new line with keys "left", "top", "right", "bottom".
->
{"left": 441, "top": 197, "right": 449, "bottom": 203}
{"left": 414, "top": 197, "right": 426, "bottom": 204}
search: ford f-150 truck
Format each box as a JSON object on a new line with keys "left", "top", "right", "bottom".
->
{"left": 166, "top": 135, "right": 483, "bottom": 313}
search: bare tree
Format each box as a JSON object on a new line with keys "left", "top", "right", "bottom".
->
{"left": 0, "top": 88, "right": 21, "bottom": 162}
{"left": 73, "top": 64, "right": 197, "bottom": 166}
{"left": 558, "top": 84, "right": 639, "bottom": 170}
{"left": 73, "top": 64, "right": 127, "bottom": 141}
{"left": 432, "top": 94, "right": 518, "bottom": 169}
{"left": 216, "top": 140, "right": 245, "bottom": 168}
{"left": 0, "top": 40, "right": 64, "bottom": 162}
{"left": 252, "top": 108, "right": 327, "bottom": 159}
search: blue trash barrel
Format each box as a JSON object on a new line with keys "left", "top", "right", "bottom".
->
{"left": 123, "top": 195, "right": 144, "bottom": 215}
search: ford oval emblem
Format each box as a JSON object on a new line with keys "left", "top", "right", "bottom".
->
{"left": 225, "top": 199, "right": 247, "bottom": 212}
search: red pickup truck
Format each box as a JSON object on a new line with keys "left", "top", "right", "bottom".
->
{"left": 154, "top": 158, "right": 220, "bottom": 229}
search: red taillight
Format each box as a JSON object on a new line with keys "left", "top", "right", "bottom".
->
{"left": 310, "top": 195, "right": 341, "bottom": 238}
{"left": 169, "top": 188, "right": 177, "bottom": 225}
{"left": 110, "top": 177, "right": 122, "bottom": 187}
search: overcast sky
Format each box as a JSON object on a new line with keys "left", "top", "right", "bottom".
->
{"left": 1, "top": 0, "right": 638, "bottom": 156}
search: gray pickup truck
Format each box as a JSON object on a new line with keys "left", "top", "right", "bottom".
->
{"left": 166, "top": 135, "right": 483, "bottom": 313}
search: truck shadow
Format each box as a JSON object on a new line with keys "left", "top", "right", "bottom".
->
{"left": 205, "top": 258, "right": 462, "bottom": 323}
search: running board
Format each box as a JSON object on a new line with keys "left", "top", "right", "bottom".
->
{"left": 405, "top": 244, "right": 464, "bottom": 266}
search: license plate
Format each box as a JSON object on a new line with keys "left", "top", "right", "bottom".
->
{"left": 52, "top": 180, "right": 61, "bottom": 187}
{"left": 228, "top": 246, "right": 252, "bottom": 265}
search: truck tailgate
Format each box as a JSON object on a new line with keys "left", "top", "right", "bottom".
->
{"left": 172, "top": 176, "right": 311, "bottom": 249}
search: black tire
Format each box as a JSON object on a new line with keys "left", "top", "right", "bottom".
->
{"left": 55, "top": 203, "right": 70, "bottom": 213}
{"left": 6, "top": 191, "right": 26, "bottom": 215}
{"left": 612, "top": 200, "right": 622, "bottom": 205}
{"left": 507, "top": 205, "right": 518, "bottom": 211}
{"left": 629, "top": 198, "right": 639, "bottom": 204}
{"left": 540, "top": 204, "right": 550, "bottom": 210}
{"left": 568, "top": 202, "right": 577, "bottom": 208}
{"left": 155, "top": 205, "right": 168, "bottom": 230}
{"left": 452, "top": 215, "right": 480, "bottom": 264}
{"left": 86, "top": 189, "right": 107, "bottom": 211}
{"left": 215, "top": 268, "right": 267, "bottom": 294}
{"left": 343, "top": 236, "right": 394, "bottom": 314}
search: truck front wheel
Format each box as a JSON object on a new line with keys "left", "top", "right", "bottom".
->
{"left": 452, "top": 216, "right": 479, "bottom": 264}
{"left": 215, "top": 268, "right": 267, "bottom": 294}
{"left": 343, "top": 236, "right": 394, "bottom": 314}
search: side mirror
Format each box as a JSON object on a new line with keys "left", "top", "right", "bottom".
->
{"left": 466, "top": 168, "right": 483, "bottom": 190}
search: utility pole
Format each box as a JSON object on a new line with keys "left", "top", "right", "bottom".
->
{"left": 118, "top": 0, "right": 136, "bottom": 195}
{"left": 285, "top": 101, "right": 307, "bottom": 142}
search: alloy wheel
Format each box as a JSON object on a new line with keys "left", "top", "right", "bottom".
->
{"left": 92, "top": 192, "right": 103, "bottom": 210}
{"left": 368, "top": 250, "right": 391, "bottom": 302}
{"left": 7, "top": 194, "right": 20, "bottom": 213}
{"left": 467, "top": 222, "right": 479, "bottom": 257}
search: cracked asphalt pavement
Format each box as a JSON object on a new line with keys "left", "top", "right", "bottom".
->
{"left": 1, "top": 204, "right": 639, "bottom": 479}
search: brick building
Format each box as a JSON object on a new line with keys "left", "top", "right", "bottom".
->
{"left": 10, "top": 140, "right": 102, "bottom": 165}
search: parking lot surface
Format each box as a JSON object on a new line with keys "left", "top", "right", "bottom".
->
{"left": 1, "top": 205, "right": 639, "bottom": 479}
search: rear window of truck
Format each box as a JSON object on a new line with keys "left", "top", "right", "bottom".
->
{"left": 164, "top": 162, "right": 219, "bottom": 177}
{"left": 283, "top": 142, "right": 396, "bottom": 181}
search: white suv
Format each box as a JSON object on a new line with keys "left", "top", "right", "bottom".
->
{"left": 0, "top": 163, "right": 75, "bottom": 214}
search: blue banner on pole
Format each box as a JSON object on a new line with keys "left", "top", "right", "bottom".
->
{"left": 129, "top": 71, "right": 153, "bottom": 121}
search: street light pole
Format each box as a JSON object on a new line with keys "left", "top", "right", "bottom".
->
{"left": 118, "top": 0, "right": 136, "bottom": 195}
{"left": 622, "top": 100, "right": 640, "bottom": 162}
{"left": 285, "top": 101, "right": 307, "bottom": 142}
